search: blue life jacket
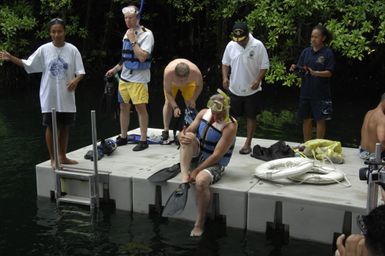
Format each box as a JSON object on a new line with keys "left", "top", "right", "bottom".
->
{"left": 121, "top": 38, "right": 151, "bottom": 70}
{"left": 197, "top": 110, "right": 235, "bottom": 166}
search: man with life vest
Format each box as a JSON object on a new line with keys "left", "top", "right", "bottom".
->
{"left": 360, "top": 93, "right": 385, "bottom": 159}
{"left": 177, "top": 90, "right": 237, "bottom": 237}
{"left": 105, "top": 5, "right": 154, "bottom": 151}
{"left": 161, "top": 59, "right": 203, "bottom": 141}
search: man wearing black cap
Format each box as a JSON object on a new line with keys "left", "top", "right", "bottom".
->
{"left": 222, "top": 22, "right": 269, "bottom": 155}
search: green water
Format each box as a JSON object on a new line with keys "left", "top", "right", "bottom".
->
{"left": 0, "top": 75, "right": 375, "bottom": 255}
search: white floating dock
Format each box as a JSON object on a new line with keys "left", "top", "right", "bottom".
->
{"left": 35, "top": 128, "right": 374, "bottom": 244}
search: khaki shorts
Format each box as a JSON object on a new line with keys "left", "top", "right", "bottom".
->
{"left": 164, "top": 80, "right": 196, "bottom": 101}
{"left": 118, "top": 80, "right": 148, "bottom": 104}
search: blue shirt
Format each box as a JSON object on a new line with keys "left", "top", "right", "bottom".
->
{"left": 297, "top": 46, "right": 335, "bottom": 100}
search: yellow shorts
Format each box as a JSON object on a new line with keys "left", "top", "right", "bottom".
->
{"left": 118, "top": 80, "right": 148, "bottom": 104}
{"left": 164, "top": 80, "right": 196, "bottom": 102}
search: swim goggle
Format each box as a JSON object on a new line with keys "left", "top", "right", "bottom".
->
{"left": 207, "top": 99, "right": 225, "bottom": 112}
{"left": 122, "top": 6, "right": 139, "bottom": 15}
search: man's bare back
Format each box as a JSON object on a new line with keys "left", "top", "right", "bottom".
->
{"left": 360, "top": 98, "right": 385, "bottom": 153}
{"left": 164, "top": 58, "right": 202, "bottom": 88}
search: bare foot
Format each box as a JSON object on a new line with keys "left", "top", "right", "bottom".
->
{"left": 50, "top": 159, "right": 62, "bottom": 170}
{"left": 239, "top": 145, "right": 252, "bottom": 155}
{"left": 61, "top": 158, "right": 78, "bottom": 165}
{"left": 50, "top": 159, "right": 56, "bottom": 169}
{"left": 190, "top": 225, "right": 204, "bottom": 237}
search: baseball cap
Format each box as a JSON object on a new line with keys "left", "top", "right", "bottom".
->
{"left": 231, "top": 22, "right": 249, "bottom": 42}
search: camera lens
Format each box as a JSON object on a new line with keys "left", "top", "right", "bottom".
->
{"left": 359, "top": 167, "right": 369, "bottom": 180}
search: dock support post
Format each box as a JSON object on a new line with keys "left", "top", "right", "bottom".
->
{"left": 332, "top": 211, "right": 352, "bottom": 252}
{"left": 91, "top": 110, "right": 100, "bottom": 211}
{"left": 266, "top": 201, "right": 289, "bottom": 245}
{"left": 149, "top": 185, "right": 163, "bottom": 217}
{"left": 206, "top": 193, "right": 226, "bottom": 235}
{"left": 52, "top": 108, "right": 61, "bottom": 205}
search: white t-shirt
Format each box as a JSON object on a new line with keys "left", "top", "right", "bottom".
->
{"left": 120, "top": 26, "right": 154, "bottom": 83}
{"left": 222, "top": 33, "right": 269, "bottom": 96}
{"left": 22, "top": 42, "right": 85, "bottom": 113}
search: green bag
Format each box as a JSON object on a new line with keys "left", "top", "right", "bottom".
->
{"left": 302, "top": 139, "right": 344, "bottom": 164}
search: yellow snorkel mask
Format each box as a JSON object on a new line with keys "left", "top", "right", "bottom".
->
{"left": 207, "top": 89, "right": 230, "bottom": 122}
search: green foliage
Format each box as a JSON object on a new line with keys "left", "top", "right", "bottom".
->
{"left": 325, "top": 1, "right": 381, "bottom": 61}
{"left": 0, "top": 2, "right": 36, "bottom": 53}
{"left": 264, "top": 58, "right": 285, "bottom": 84}
{"left": 265, "top": 57, "right": 300, "bottom": 87}
{"left": 65, "top": 16, "right": 88, "bottom": 38}
{"left": 166, "top": 0, "right": 211, "bottom": 22}
{"left": 257, "top": 110, "right": 296, "bottom": 127}
{"left": 167, "top": 0, "right": 385, "bottom": 87}
{"left": 250, "top": 0, "right": 385, "bottom": 86}
{"left": 40, "top": 0, "right": 72, "bottom": 15}
{"left": 0, "top": 0, "right": 87, "bottom": 56}
{"left": 38, "top": 0, "right": 87, "bottom": 40}
{"left": 256, "top": 109, "right": 298, "bottom": 139}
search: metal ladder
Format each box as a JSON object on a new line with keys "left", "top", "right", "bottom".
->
{"left": 52, "top": 109, "right": 106, "bottom": 212}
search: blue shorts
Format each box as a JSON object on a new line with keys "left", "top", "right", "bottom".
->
{"left": 298, "top": 99, "right": 332, "bottom": 121}
{"left": 229, "top": 91, "right": 262, "bottom": 119}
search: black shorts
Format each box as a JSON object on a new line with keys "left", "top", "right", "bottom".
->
{"left": 297, "top": 99, "right": 332, "bottom": 121}
{"left": 229, "top": 91, "right": 262, "bottom": 119}
{"left": 42, "top": 112, "right": 76, "bottom": 127}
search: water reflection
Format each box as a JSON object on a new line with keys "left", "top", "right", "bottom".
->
{"left": 27, "top": 198, "right": 331, "bottom": 256}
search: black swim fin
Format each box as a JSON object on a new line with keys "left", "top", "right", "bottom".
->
{"left": 84, "top": 147, "right": 104, "bottom": 161}
{"left": 162, "top": 182, "right": 190, "bottom": 217}
{"left": 148, "top": 163, "right": 181, "bottom": 182}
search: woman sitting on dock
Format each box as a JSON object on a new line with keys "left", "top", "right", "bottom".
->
{"left": 177, "top": 90, "right": 237, "bottom": 236}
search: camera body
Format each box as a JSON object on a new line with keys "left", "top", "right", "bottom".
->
{"left": 359, "top": 158, "right": 385, "bottom": 182}
{"left": 359, "top": 144, "right": 385, "bottom": 212}
{"left": 104, "top": 76, "right": 116, "bottom": 96}
{"left": 293, "top": 65, "right": 309, "bottom": 76}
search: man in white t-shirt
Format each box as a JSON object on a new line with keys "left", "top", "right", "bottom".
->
{"left": 0, "top": 18, "right": 85, "bottom": 168}
{"left": 222, "top": 22, "right": 269, "bottom": 155}
{"left": 106, "top": 5, "right": 154, "bottom": 151}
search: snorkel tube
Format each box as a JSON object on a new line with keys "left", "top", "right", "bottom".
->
{"left": 138, "top": 0, "right": 144, "bottom": 19}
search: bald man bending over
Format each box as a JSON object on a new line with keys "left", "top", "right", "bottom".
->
{"left": 162, "top": 58, "right": 203, "bottom": 141}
